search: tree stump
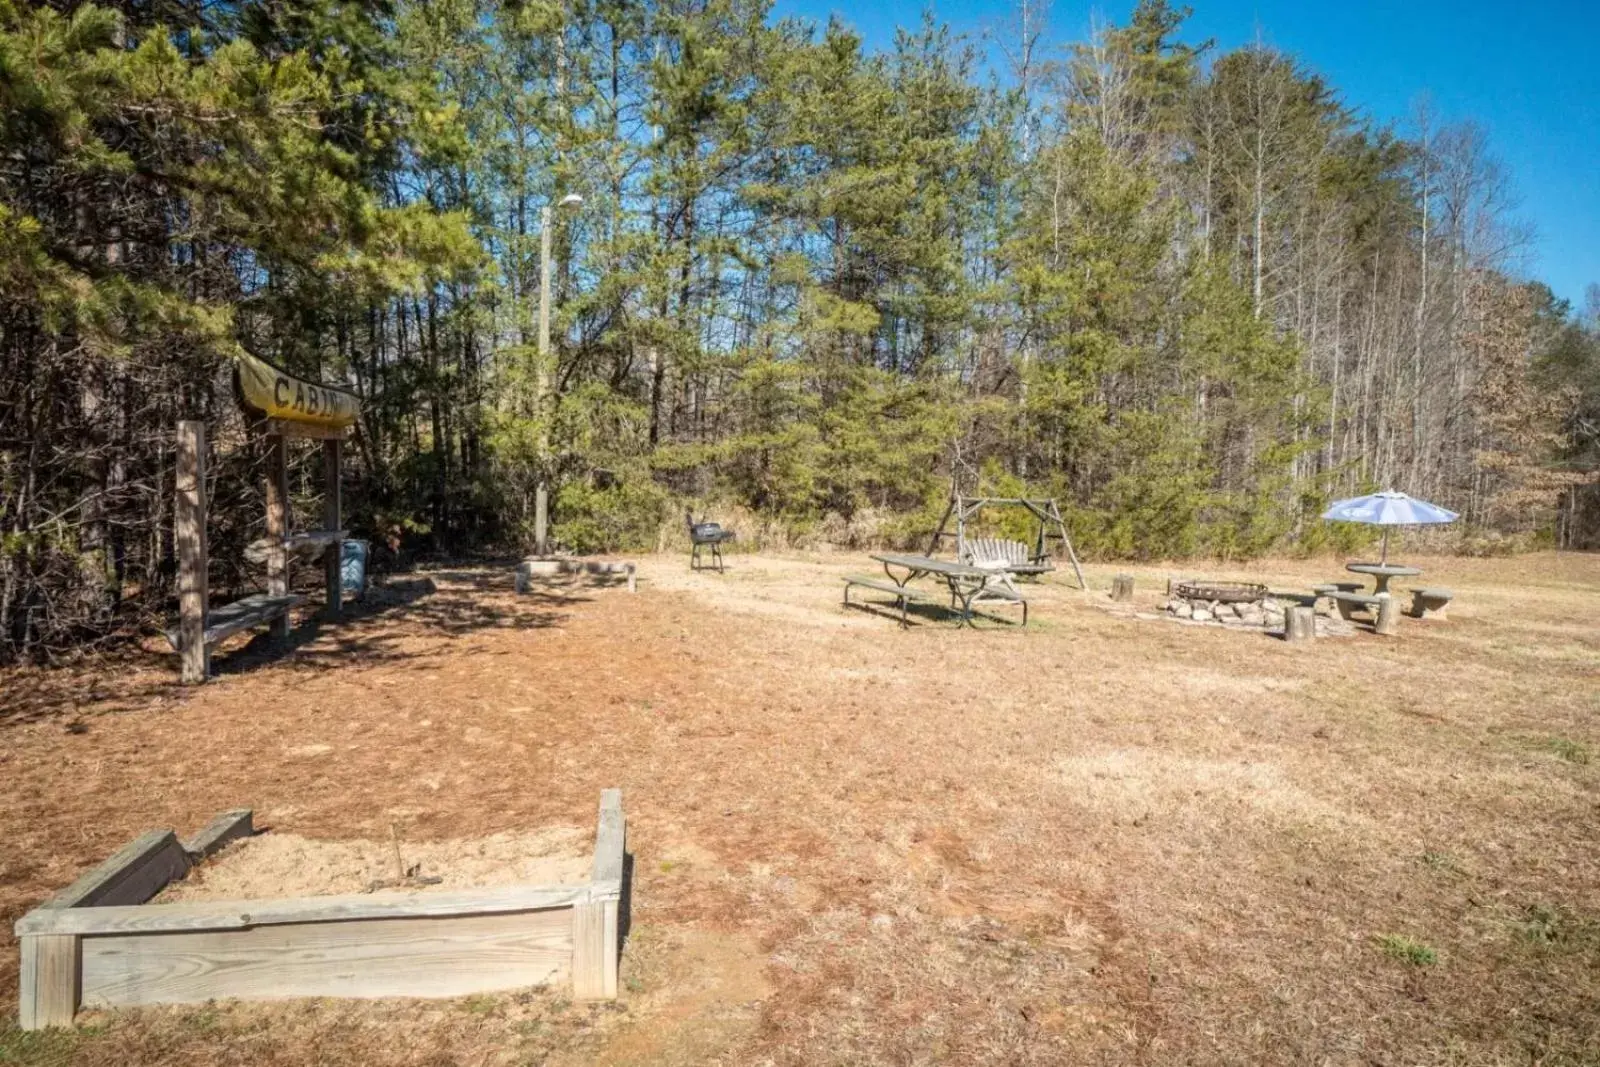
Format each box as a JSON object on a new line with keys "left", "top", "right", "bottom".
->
{"left": 1284, "top": 605, "right": 1315, "bottom": 643}
{"left": 1111, "top": 574, "right": 1134, "bottom": 602}
{"left": 1373, "top": 594, "right": 1399, "bottom": 636}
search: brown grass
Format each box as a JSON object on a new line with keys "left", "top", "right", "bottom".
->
{"left": 1, "top": 551, "right": 1598, "bottom": 1065}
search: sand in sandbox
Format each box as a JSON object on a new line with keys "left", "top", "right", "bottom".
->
{"left": 157, "top": 825, "right": 592, "bottom": 902}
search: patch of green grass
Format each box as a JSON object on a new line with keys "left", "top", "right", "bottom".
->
{"left": 1522, "top": 904, "right": 1565, "bottom": 944}
{"left": 1376, "top": 934, "right": 1438, "bottom": 967}
{"left": 460, "top": 994, "right": 501, "bottom": 1016}
{"left": 658, "top": 860, "right": 677, "bottom": 872}
{"left": 1517, "top": 903, "right": 1600, "bottom": 949}
{"left": 1420, "top": 850, "right": 1464, "bottom": 875}
{"left": 0, "top": 1023, "right": 86, "bottom": 1065}
{"left": 1546, "top": 737, "right": 1590, "bottom": 765}
{"left": 180, "top": 1005, "right": 224, "bottom": 1033}
{"left": 624, "top": 973, "right": 646, "bottom": 994}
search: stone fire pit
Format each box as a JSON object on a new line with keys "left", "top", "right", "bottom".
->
{"left": 1165, "top": 579, "right": 1281, "bottom": 628}
{"left": 1162, "top": 577, "right": 1354, "bottom": 637}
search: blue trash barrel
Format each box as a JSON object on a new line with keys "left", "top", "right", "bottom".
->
{"left": 340, "top": 539, "right": 369, "bottom": 601}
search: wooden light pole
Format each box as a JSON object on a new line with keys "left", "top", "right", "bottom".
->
{"left": 533, "top": 193, "right": 583, "bottom": 557}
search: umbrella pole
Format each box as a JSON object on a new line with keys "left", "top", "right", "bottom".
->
{"left": 1381, "top": 528, "right": 1390, "bottom": 565}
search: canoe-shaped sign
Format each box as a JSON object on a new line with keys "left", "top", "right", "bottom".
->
{"left": 235, "top": 352, "right": 359, "bottom": 430}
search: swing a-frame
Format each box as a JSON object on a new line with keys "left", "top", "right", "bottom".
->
{"left": 925, "top": 495, "right": 1087, "bottom": 589}
{"left": 167, "top": 353, "right": 358, "bottom": 683}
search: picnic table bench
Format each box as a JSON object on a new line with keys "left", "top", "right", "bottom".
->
{"left": 1327, "top": 591, "right": 1399, "bottom": 635}
{"left": 1406, "top": 587, "right": 1454, "bottom": 619}
{"left": 851, "top": 553, "right": 1029, "bottom": 628}
{"left": 842, "top": 576, "right": 932, "bottom": 627}
{"left": 162, "top": 592, "right": 306, "bottom": 651}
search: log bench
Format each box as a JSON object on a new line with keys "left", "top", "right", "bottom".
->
{"left": 1406, "top": 587, "right": 1454, "bottom": 619}
{"left": 163, "top": 593, "right": 306, "bottom": 652}
{"left": 843, "top": 576, "right": 930, "bottom": 627}
{"left": 1328, "top": 591, "right": 1399, "bottom": 635}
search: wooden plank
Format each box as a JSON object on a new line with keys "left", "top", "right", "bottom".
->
{"left": 842, "top": 577, "right": 930, "bottom": 601}
{"left": 164, "top": 593, "right": 307, "bottom": 650}
{"left": 18, "top": 934, "right": 79, "bottom": 1030}
{"left": 591, "top": 789, "right": 625, "bottom": 894}
{"left": 577, "top": 789, "right": 625, "bottom": 1000}
{"left": 176, "top": 420, "right": 209, "bottom": 684}
{"left": 183, "top": 810, "right": 254, "bottom": 859}
{"left": 264, "top": 432, "right": 290, "bottom": 639}
{"left": 322, "top": 437, "right": 342, "bottom": 617}
{"left": 16, "top": 882, "right": 592, "bottom": 937}
{"left": 570, "top": 899, "right": 612, "bottom": 999}
{"left": 286, "top": 530, "right": 346, "bottom": 550}
{"left": 601, "top": 896, "right": 620, "bottom": 997}
{"left": 44, "top": 830, "right": 190, "bottom": 911}
{"left": 81, "top": 907, "right": 573, "bottom": 1007}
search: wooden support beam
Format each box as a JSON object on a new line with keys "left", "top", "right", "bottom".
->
{"left": 18, "top": 934, "right": 78, "bottom": 1030}
{"left": 590, "top": 789, "right": 625, "bottom": 893}
{"left": 80, "top": 908, "right": 573, "bottom": 1008}
{"left": 574, "top": 789, "right": 625, "bottom": 1000}
{"left": 322, "top": 438, "right": 342, "bottom": 618}
{"left": 183, "top": 810, "right": 254, "bottom": 860}
{"left": 571, "top": 898, "right": 616, "bottom": 1000}
{"left": 176, "top": 420, "right": 209, "bottom": 684}
{"left": 16, "top": 883, "right": 592, "bottom": 938}
{"left": 924, "top": 498, "right": 955, "bottom": 557}
{"left": 18, "top": 828, "right": 188, "bottom": 1029}
{"left": 45, "top": 830, "right": 190, "bottom": 910}
{"left": 264, "top": 433, "right": 290, "bottom": 639}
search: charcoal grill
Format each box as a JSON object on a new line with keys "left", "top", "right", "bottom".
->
{"left": 686, "top": 510, "right": 736, "bottom": 572}
{"left": 1173, "top": 580, "right": 1267, "bottom": 604}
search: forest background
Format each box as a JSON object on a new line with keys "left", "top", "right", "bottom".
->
{"left": 3, "top": 0, "right": 1598, "bottom": 660}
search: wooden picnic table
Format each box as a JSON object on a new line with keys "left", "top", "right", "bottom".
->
{"left": 870, "top": 553, "right": 1026, "bottom": 627}
{"left": 1345, "top": 561, "right": 1422, "bottom": 596}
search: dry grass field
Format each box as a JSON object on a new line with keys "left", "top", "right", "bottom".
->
{"left": 1, "top": 550, "right": 1597, "bottom": 1066}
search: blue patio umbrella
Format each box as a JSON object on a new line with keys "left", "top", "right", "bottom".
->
{"left": 1321, "top": 490, "right": 1458, "bottom": 564}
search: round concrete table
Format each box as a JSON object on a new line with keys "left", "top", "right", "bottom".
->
{"left": 1345, "top": 561, "right": 1421, "bottom": 596}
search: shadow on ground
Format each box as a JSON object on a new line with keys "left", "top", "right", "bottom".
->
{"left": 0, "top": 568, "right": 578, "bottom": 727}
{"left": 216, "top": 573, "right": 578, "bottom": 676}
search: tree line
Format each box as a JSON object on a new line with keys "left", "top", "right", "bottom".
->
{"left": 2, "top": 0, "right": 1597, "bottom": 661}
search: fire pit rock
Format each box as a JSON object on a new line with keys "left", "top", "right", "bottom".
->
{"left": 1164, "top": 578, "right": 1285, "bottom": 630}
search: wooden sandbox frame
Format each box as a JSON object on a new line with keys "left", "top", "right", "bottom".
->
{"left": 16, "top": 791, "right": 626, "bottom": 1030}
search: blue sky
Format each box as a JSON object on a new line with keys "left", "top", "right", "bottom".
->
{"left": 769, "top": 0, "right": 1600, "bottom": 310}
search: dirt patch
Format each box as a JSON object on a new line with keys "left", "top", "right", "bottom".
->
{"left": 1, "top": 553, "right": 1598, "bottom": 1066}
{"left": 157, "top": 827, "right": 591, "bottom": 901}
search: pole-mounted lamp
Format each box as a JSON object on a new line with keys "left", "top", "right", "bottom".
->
{"left": 533, "top": 192, "right": 584, "bottom": 557}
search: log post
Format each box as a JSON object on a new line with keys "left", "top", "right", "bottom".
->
{"left": 573, "top": 789, "right": 624, "bottom": 999}
{"left": 1284, "top": 605, "right": 1315, "bottom": 643}
{"left": 176, "top": 420, "right": 209, "bottom": 684}
{"left": 322, "top": 438, "right": 342, "bottom": 618}
{"left": 1374, "top": 594, "right": 1399, "bottom": 636}
{"left": 18, "top": 933, "right": 79, "bottom": 1030}
{"left": 1111, "top": 574, "right": 1134, "bottom": 602}
{"left": 265, "top": 433, "right": 290, "bottom": 639}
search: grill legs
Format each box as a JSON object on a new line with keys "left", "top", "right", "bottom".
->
{"left": 691, "top": 541, "right": 725, "bottom": 573}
